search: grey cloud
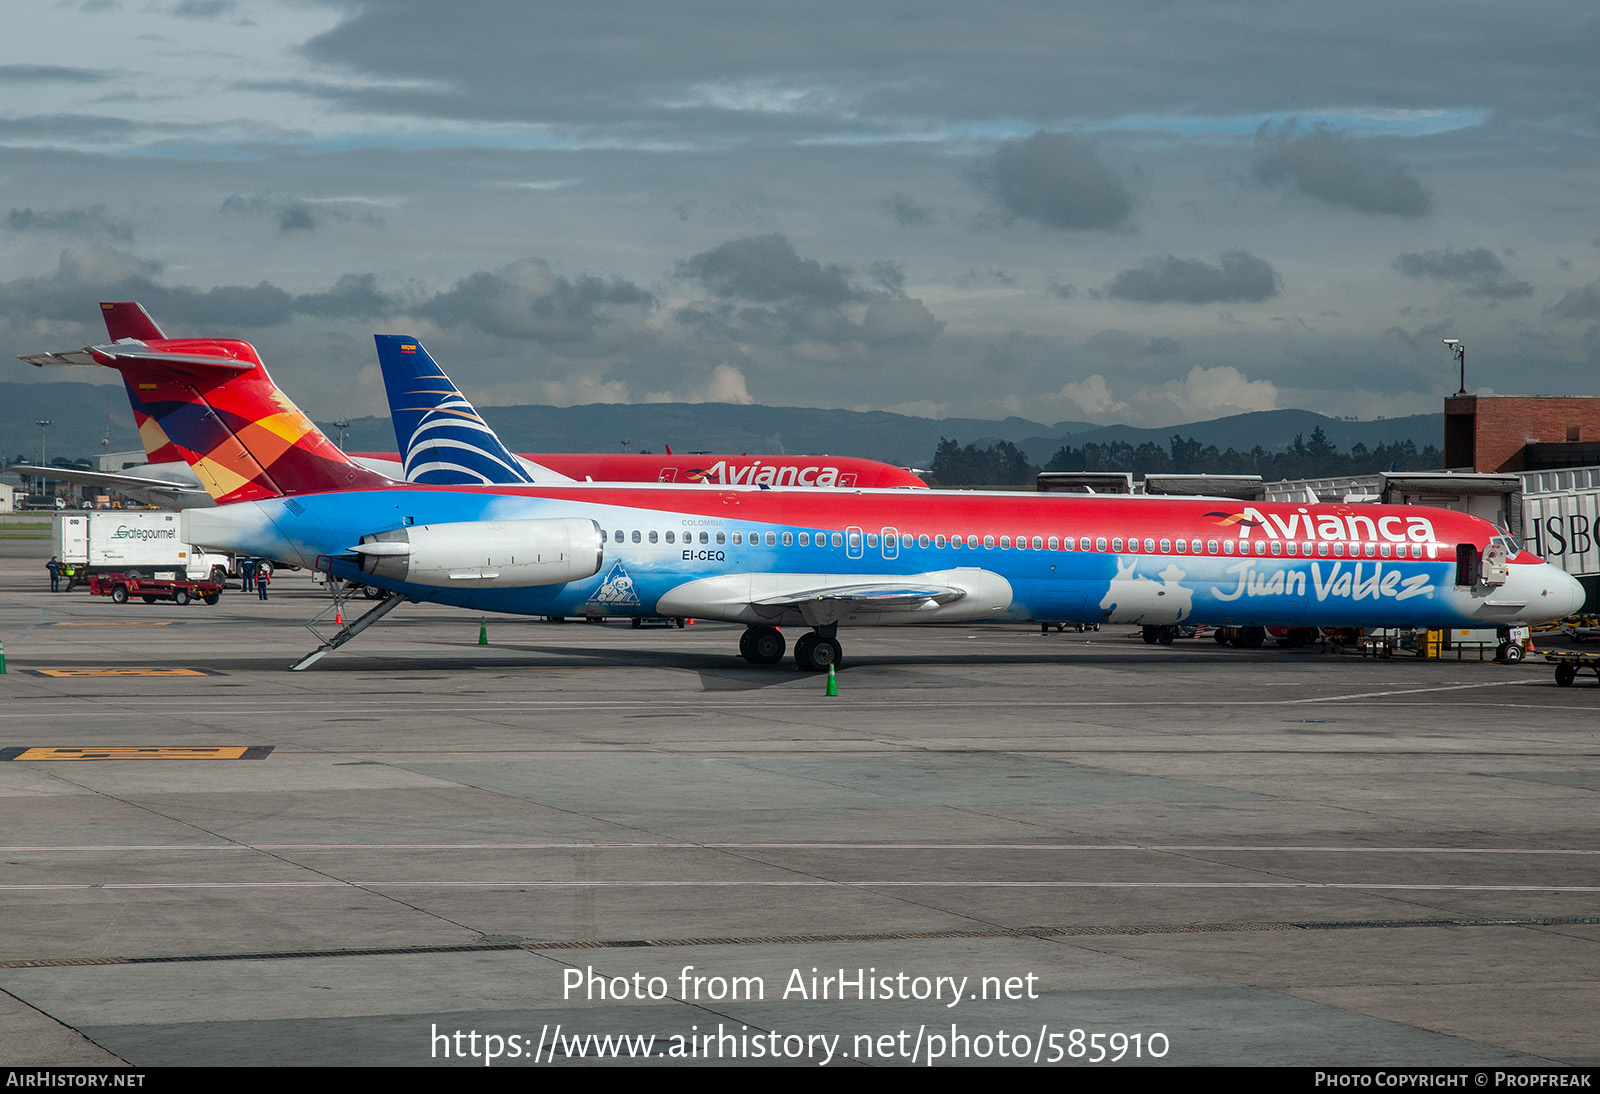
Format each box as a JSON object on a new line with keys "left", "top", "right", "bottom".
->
{"left": 882, "top": 192, "right": 934, "bottom": 227}
{"left": 416, "top": 261, "right": 654, "bottom": 345}
{"left": 0, "top": 114, "right": 135, "bottom": 141}
{"left": 1253, "top": 121, "right": 1432, "bottom": 217}
{"left": 171, "top": 0, "right": 237, "bottom": 17}
{"left": 1548, "top": 280, "right": 1600, "bottom": 322}
{"left": 7, "top": 206, "right": 134, "bottom": 242}
{"left": 988, "top": 131, "right": 1133, "bottom": 231}
{"left": 1394, "top": 247, "right": 1532, "bottom": 298}
{"left": 293, "top": 274, "right": 403, "bottom": 319}
{"left": 677, "top": 234, "right": 858, "bottom": 307}
{"left": 1083, "top": 330, "right": 1182, "bottom": 358}
{"left": 0, "top": 65, "right": 107, "bottom": 84}
{"left": 220, "top": 194, "right": 383, "bottom": 234}
{"left": 1107, "top": 251, "right": 1280, "bottom": 304}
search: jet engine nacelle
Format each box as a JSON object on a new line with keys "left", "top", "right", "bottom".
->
{"left": 353, "top": 518, "right": 603, "bottom": 588}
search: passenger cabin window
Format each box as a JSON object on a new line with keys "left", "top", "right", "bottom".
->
{"left": 1112, "top": 538, "right": 1124, "bottom": 552}
{"left": 1082, "top": 537, "right": 1093, "bottom": 552}
{"left": 782, "top": 532, "right": 793, "bottom": 546}
{"left": 1160, "top": 538, "right": 1172, "bottom": 553}
{"left": 716, "top": 532, "right": 726, "bottom": 544}
{"left": 665, "top": 531, "right": 675, "bottom": 543}
{"left": 1270, "top": 541, "right": 1282, "bottom": 556}
{"left": 1000, "top": 536, "right": 1011, "bottom": 549}
{"left": 1144, "top": 538, "right": 1155, "bottom": 552}
{"left": 649, "top": 530, "right": 659, "bottom": 544}
{"left": 1223, "top": 540, "right": 1235, "bottom": 555}
{"left": 732, "top": 531, "right": 742, "bottom": 544}
{"left": 983, "top": 536, "right": 995, "bottom": 548}
{"left": 766, "top": 532, "right": 777, "bottom": 546}
{"left": 1096, "top": 537, "right": 1107, "bottom": 551}
{"left": 798, "top": 532, "right": 809, "bottom": 546}
{"left": 1175, "top": 539, "right": 1187, "bottom": 553}
{"left": 867, "top": 533, "right": 878, "bottom": 548}
{"left": 831, "top": 533, "right": 842, "bottom": 547}
{"left": 632, "top": 530, "right": 642, "bottom": 543}
{"left": 614, "top": 530, "right": 623, "bottom": 542}
{"left": 920, "top": 534, "right": 931, "bottom": 548}
{"left": 935, "top": 535, "right": 946, "bottom": 548}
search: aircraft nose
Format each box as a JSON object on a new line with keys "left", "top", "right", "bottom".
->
{"left": 1554, "top": 567, "right": 1587, "bottom": 618}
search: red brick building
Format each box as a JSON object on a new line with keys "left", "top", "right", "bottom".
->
{"left": 1444, "top": 395, "right": 1600, "bottom": 473}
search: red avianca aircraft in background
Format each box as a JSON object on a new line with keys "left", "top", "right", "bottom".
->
{"left": 20, "top": 303, "right": 1584, "bottom": 671}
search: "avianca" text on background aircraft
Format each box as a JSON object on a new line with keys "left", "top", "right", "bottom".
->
{"left": 27, "top": 308, "right": 1585, "bottom": 670}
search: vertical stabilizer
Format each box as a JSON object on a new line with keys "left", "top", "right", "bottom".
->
{"left": 375, "top": 335, "right": 540, "bottom": 485}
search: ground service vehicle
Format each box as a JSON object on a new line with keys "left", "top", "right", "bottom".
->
{"left": 53, "top": 511, "right": 230, "bottom": 583}
{"left": 87, "top": 571, "right": 224, "bottom": 606}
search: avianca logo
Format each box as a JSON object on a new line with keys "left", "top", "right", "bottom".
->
{"left": 1223, "top": 506, "right": 1438, "bottom": 544}
{"left": 683, "top": 461, "right": 843, "bottom": 487}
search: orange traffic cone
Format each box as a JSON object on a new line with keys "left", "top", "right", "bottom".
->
{"left": 334, "top": 607, "right": 344, "bottom": 626}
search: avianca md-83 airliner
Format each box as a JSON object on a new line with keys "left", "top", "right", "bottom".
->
{"left": 23, "top": 308, "right": 1584, "bottom": 670}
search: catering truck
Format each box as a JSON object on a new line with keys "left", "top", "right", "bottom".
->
{"left": 53, "top": 512, "right": 230, "bottom": 584}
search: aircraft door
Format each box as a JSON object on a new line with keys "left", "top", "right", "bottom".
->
{"left": 881, "top": 526, "right": 898, "bottom": 560}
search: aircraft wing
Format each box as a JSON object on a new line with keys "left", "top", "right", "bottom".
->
{"left": 752, "top": 582, "right": 968, "bottom": 612}
{"left": 657, "top": 568, "right": 1014, "bottom": 627}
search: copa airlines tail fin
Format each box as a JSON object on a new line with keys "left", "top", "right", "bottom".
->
{"left": 27, "top": 303, "right": 395, "bottom": 505}
{"left": 376, "top": 334, "right": 569, "bottom": 485}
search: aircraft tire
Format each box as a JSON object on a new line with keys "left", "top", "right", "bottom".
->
{"left": 1157, "top": 626, "right": 1175, "bottom": 645}
{"left": 1142, "top": 626, "right": 1158, "bottom": 645}
{"left": 813, "top": 636, "right": 841, "bottom": 671}
{"left": 794, "top": 632, "right": 817, "bottom": 669}
{"left": 1498, "top": 642, "right": 1525, "bottom": 665}
{"left": 747, "top": 627, "right": 785, "bottom": 665}
{"left": 1555, "top": 662, "right": 1578, "bottom": 687}
{"left": 1235, "top": 626, "right": 1265, "bottom": 649}
{"left": 1214, "top": 629, "right": 1231, "bottom": 645}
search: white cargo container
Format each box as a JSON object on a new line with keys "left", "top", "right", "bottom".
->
{"left": 53, "top": 512, "right": 230, "bottom": 581}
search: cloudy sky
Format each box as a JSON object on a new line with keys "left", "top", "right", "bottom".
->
{"left": 2, "top": 0, "right": 1597, "bottom": 430}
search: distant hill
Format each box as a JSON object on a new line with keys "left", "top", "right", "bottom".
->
{"left": 1016, "top": 409, "right": 1445, "bottom": 464}
{"left": 0, "top": 380, "right": 1444, "bottom": 469}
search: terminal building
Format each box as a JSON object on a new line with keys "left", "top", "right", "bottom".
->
{"left": 1040, "top": 394, "right": 1600, "bottom": 612}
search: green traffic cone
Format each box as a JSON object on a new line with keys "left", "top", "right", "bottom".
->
{"left": 478, "top": 618, "right": 488, "bottom": 645}
{"left": 825, "top": 663, "right": 837, "bottom": 697}
{"left": 0, "top": 639, "right": 7, "bottom": 674}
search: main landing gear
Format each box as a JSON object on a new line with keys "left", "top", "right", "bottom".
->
{"left": 739, "top": 624, "right": 842, "bottom": 672}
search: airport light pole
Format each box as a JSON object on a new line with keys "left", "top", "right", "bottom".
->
{"left": 332, "top": 419, "right": 350, "bottom": 451}
{"left": 1443, "top": 339, "right": 1465, "bottom": 395}
{"left": 34, "top": 419, "right": 51, "bottom": 492}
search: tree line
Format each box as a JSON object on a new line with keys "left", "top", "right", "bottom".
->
{"left": 929, "top": 428, "right": 1443, "bottom": 486}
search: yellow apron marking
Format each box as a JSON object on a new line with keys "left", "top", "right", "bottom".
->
{"left": 1, "top": 746, "right": 272, "bottom": 761}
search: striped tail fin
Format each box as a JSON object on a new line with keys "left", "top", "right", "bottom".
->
{"left": 375, "top": 335, "right": 538, "bottom": 485}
